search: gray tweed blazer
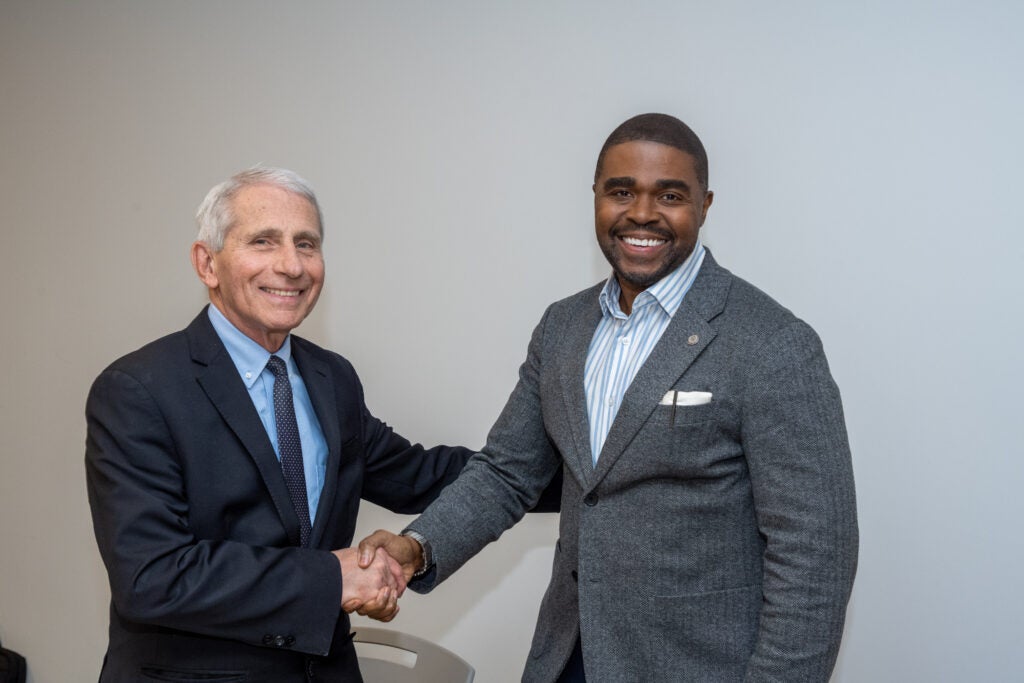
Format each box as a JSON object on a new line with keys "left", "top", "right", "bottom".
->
{"left": 409, "top": 252, "right": 858, "bottom": 682}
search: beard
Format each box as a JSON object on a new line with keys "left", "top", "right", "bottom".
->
{"left": 598, "top": 224, "right": 695, "bottom": 291}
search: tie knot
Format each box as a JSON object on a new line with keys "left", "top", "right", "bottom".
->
{"left": 266, "top": 355, "right": 288, "bottom": 379}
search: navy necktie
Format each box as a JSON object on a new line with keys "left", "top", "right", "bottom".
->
{"left": 266, "top": 355, "right": 311, "bottom": 547}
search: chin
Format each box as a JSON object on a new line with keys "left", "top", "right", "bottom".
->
{"left": 615, "top": 267, "right": 664, "bottom": 290}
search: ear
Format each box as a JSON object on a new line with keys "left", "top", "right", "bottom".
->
{"left": 699, "top": 190, "right": 714, "bottom": 225}
{"left": 191, "top": 241, "right": 219, "bottom": 289}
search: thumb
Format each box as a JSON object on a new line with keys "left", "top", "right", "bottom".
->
{"left": 357, "top": 530, "right": 390, "bottom": 568}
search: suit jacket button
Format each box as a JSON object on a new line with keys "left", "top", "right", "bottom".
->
{"left": 274, "top": 635, "right": 286, "bottom": 647}
{"left": 262, "top": 634, "right": 273, "bottom": 645}
{"left": 285, "top": 635, "right": 295, "bottom": 646}
{"left": 583, "top": 492, "right": 598, "bottom": 506}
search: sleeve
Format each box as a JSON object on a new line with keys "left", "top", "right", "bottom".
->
{"left": 357, "top": 403, "right": 474, "bottom": 515}
{"left": 85, "top": 368, "right": 343, "bottom": 656}
{"left": 740, "top": 321, "right": 859, "bottom": 682}
{"left": 405, "top": 307, "right": 564, "bottom": 591}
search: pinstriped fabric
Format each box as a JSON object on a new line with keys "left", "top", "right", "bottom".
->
{"left": 584, "top": 243, "right": 705, "bottom": 464}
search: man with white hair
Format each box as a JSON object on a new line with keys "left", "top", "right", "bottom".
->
{"left": 85, "top": 167, "right": 475, "bottom": 681}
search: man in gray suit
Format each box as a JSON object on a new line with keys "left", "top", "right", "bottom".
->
{"left": 359, "top": 113, "right": 858, "bottom": 682}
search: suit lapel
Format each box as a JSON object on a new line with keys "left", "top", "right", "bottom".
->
{"left": 186, "top": 310, "right": 304, "bottom": 547}
{"left": 592, "top": 254, "right": 732, "bottom": 484}
{"left": 291, "top": 339, "right": 342, "bottom": 549}
{"left": 557, "top": 286, "right": 603, "bottom": 489}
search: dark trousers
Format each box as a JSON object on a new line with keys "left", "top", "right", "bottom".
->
{"left": 555, "top": 637, "right": 586, "bottom": 683}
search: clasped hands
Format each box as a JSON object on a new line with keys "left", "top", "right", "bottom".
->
{"left": 331, "top": 530, "right": 423, "bottom": 622}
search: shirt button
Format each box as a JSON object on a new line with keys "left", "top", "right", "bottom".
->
{"left": 606, "top": 397, "right": 614, "bottom": 407}
{"left": 245, "top": 371, "right": 253, "bottom": 379}
{"left": 620, "top": 337, "right": 630, "bottom": 345}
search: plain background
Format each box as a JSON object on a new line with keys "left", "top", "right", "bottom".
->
{"left": 1, "top": 1, "right": 1021, "bottom": 681}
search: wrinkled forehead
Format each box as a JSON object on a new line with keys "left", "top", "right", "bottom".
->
{"left": 228, "top": 183, "right": 323, "bottom": 233}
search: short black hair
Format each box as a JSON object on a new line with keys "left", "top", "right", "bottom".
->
{"left": 594, "top": 113, "right": 709, "bottom": 191}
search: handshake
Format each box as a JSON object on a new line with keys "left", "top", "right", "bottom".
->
{"left": 331, "top": 529, "right": 425, "bottom": 622}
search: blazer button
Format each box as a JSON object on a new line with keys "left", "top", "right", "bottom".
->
{"left": 285, "top": 635, "right": 295, "bottom": 646}
{"left": 273, "top": 634, "right": 287, "bottom": 647}
{"left": 583, "top": 492, "right": 598, "bottom": 506}
{"left": 262, "top": 634, "right": 273, "bottom": 645}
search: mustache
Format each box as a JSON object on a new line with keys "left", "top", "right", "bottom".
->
{"left": 610, "top": 222, "right": 674, "bottom": 242}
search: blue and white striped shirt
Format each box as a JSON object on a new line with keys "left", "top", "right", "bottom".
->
{"left": 584, "top": 242, "right": 706, "bottom": 464}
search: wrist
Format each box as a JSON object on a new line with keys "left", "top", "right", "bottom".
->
{"left": 399, "top": 529, "right": 432, "bottom": 578}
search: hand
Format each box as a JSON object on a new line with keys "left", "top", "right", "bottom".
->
{"left": 358, "top": 529, "right": 423, "bottom": 583}
{"left": 333, "top": 547, "right": 403, "bottom": 622}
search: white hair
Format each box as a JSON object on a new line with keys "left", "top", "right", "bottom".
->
{"left": 195, "top": 166, "right": 323, "bottom": 251}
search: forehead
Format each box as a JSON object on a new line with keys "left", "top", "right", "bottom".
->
{"left": 599, "top": 141, "right": 700, "bottom": 182}
{"left": 230, "top": 183, "right": 321, "bottom": 233}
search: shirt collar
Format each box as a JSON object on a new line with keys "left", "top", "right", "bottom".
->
{"left": 597, "top": 240, "right": 706, "bottom": 320}
{"left": 207, "top": 304, "right": 292, "bottom": 389}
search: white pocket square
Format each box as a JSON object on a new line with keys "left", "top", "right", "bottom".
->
{"left": 660, "top": 390, "right": 712, "bottom": 406}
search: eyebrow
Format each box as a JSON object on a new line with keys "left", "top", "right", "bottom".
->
{"left": 602, "top": 176, "right": 636, "bottom": 191}
{"left": 293, "top": 230, "right": 322, "bottom": 245}
{"left": 601, "top": 177, "right": 692, "bottom": 194}
{"left": 245, "top": 227, "right": 322, "bottom": 245}
{"left": 656, "top": 179, "right": 692, "bottom": 193}
{"left": 247, "top": 227, "right": 282, "bottom": 241}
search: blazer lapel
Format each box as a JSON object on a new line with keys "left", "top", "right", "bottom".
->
{"left": 186, "top": 310, "right": 304, "bottom": 547}
{"left": 557, "top": 286, "right": 603, "bottom": 489}
{"left": 592, "top": 254, "right": 732, "bottom": 484}
{"left": 291, "top": 340, "right": 342, "bottom": 549}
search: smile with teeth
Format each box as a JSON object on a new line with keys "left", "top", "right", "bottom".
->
{"left": 621, "top": 236, "right": 667, "bottom": 247}
{"left": 262, "top": 287, "right": 302, "bottom": 297}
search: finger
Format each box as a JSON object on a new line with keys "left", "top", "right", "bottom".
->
{"left": 357, "top": 530, "right": 391, "bottom": 568}
{"left": 364, "top": 594, "right": 400, "bottom": 622}
{"left": 357, "top": 586, "right": 391, "bottom": 617}
{"left": 342, "top": 598, "right": 362, "bottom": 613}
{"left": 382, "top": 551, "right": 408, "bottom": 595}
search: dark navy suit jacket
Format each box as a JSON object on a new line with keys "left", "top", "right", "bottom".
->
{"left": 85, "top": 309, "right": 473, "bottom": 682}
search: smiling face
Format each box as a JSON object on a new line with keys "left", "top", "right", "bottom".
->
{"left": 191, "top": 183, "right": 324, "bottom": 352}
{"left": 594, "top": 140, "right": 713, "bottom": 313}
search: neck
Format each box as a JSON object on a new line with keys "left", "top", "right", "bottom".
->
{"left": 617, "top": 279, "right": 644, "bottom": 315}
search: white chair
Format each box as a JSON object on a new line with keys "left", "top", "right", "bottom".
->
{"left": 352, "top": 627, "right": 475, "bottom": 683}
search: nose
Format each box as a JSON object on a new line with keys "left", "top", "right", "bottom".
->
{"left": 626, "top": 194, "right": 657, "bottom": 225}
{"left": 274, "top": 244, "right": 304, "bottom": 278}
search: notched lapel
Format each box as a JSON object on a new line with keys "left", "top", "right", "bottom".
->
{"left": 594, "top": 312, "right": 716, "bottom": 481}
{"left": 592, "top": 255, "right": 731, "bottom": 483}
{"left": 291, "top": 341, "right": 342, "bottom": 549}
{"left": 556, "top": 291, "right": 603, "bottom": 488}
{"left": 187, "top": 313, "right": 304, "bottom": 547}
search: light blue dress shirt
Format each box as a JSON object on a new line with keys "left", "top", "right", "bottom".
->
{"left": 584, "top": 242, "right": 706, "bottom": 464}
{"left": 207, "top": 305, "right": 328, "bottom": 524}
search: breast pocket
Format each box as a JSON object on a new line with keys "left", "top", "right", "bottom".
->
{"left": 648, "top": 398, "right": 741, "bottom": 476}
{"left": 666, "top": 401, "right": 716, "bottom": 427}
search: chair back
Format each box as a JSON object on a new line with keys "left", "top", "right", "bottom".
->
{"left": 352, "top": 627, "right": 475, "bottom": 683}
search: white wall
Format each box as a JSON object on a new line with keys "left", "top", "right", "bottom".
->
{"left": 1, "top": 1, "right": 1021, "bottom": 681}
